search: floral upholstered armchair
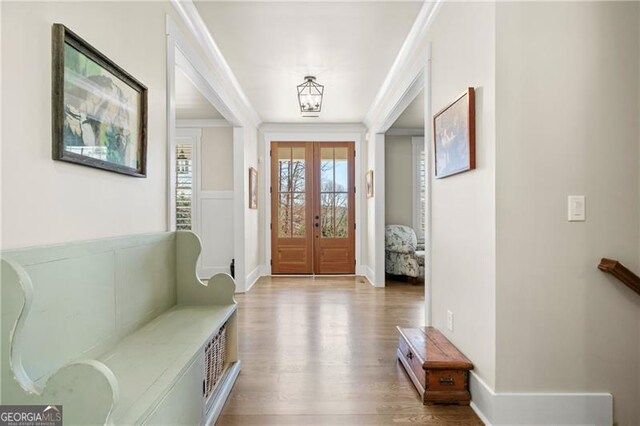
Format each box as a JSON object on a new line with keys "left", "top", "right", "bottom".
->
{"left": 385, "top": 225, "right": 425, "bottom": 281}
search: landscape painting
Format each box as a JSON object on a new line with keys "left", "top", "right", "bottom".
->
{"left": 433, "top": 87, "right": 475, "bottom": 178}
{"left": 52, "top": 24, "right": 147, "bottom": 177}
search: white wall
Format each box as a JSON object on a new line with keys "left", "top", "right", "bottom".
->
{"left": 427, "top": 1, "right": 497, "bottom": 388}
{"left": 1, "top": 1, "right": 186, "bottom": 249}
{"left": 201, "top": 127, "right": 233, "bottom": 191}
{"left": 385, "top": 136, "right": 413, "bottom": 227}
{"left": 495, "top": 3, "right": 640, "bottom": 424}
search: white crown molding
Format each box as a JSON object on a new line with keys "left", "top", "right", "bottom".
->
{"left": 259, "top": 123, "right": 365, "bottom": 133}
{"left": 170, "top": 0, "right": 262, "bottom": 128}
{"left": 469, "top": 372, "right": 613, "bottom": 426}
{"left": 363, "top": 0, "right": 442, "bottom": 133}
{"left": 386, "top": 127, "right": 424, "bottom": 137}
{"left": 176, "top": 119, "right": 231, "bottom": 128}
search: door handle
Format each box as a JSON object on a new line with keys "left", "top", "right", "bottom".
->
{"left": 314, "top": 223, "right": 319, "bottom": 227}
{"left": 315, "top": 215, "right": 320, "bottom": 220}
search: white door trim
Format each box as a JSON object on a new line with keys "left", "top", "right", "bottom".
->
{"left": 166, "top": 14, "right": 252, "bottom": 291}
{"left": 174, "top": 127, "right": 202, "bottom": 236}
{"left": 262, "top": 130, "right": 364, "bottom": 276}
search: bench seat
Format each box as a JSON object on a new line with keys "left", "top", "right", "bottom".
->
{"left": 1, "top": 231, "right": 240, "bottom": 425}
{"left": 101, "top": 304, "right": 236, "bottom": 424}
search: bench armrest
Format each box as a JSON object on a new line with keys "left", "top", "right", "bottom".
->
{"left": 1, "top": 258, "right": 118, "bottom": 425}
{"left": 176, "top": 231, "right": 236, "bottom": 305}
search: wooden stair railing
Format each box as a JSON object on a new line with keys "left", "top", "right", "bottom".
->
{"left": 598, "top": 258, "right": 640, "bottom": 295}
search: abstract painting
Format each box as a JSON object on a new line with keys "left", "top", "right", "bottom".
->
{"left": 52, "top": 24, "right": 147, "bottom": 177}
{"left": 433, "top": 87, "right": 475, "bottom": 178}
{"left": 249, "top": 167, "right": 258, "bottom": 209}
{"left": 365, "top": 170, "right": 374, "bottom": 198}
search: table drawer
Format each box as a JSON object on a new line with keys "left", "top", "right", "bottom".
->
{"left": 426, "top": 369, "right": 468, "bottom": 392}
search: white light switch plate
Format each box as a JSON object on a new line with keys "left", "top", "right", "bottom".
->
{"left": 568, "top": 195, "right": 586, "bottom": 222}
{"left": 447, "top": 310, "right": 454, "bottom": 332}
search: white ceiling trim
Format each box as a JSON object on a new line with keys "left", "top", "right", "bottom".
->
{"left": 176, "top": 119, "right": 231, "bottom": 128}
{"left": 386, "top": 127, "right": 424, "bottom": 137}
{"left": 363, "top": 0, "right": 442, "bottom": 133}
{"left": 259, "top": 123, "right": 365, "bottom": 134}
{"left": 171, "top": 0, "right": 262, "bottom": 127}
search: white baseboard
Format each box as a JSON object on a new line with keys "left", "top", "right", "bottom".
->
{"left": 364, "top": 266, "right": 380, "bottom": 287}
{"left": 469, "top": 372, "right": 613, "bottom": 426}
{"left": 244, "top": 266, "right": 261, "bottom": 293}
{"left": 259, "top": 264, "right": 270, "bottom": 276}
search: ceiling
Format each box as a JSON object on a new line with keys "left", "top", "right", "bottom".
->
{"left": 195, "top": 1, "right": 423, "bottom": 123}
{"left": 175, "top": 67, "right": 224, "bottom": 120}
{"left": 391, "top": 90, "right": 424, "bottom": 128}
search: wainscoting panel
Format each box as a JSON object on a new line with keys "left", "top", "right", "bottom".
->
{"left": 198, "top": 192, "right": 234, "bottom": 279}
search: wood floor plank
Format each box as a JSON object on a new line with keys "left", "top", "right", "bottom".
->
{"left": 216, "top": 276, "right": 483, "bottom": 425}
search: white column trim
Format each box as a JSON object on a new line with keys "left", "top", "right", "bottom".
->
{"left": 373, "top": 133, "right": 386, "bottom": 287}
{"left": 176, "top": 119, "right": 231, "bottom": 128}
{"left": 423, "top": 43, "right": 433, "bottom": 326}
{"left": 166, "top": 15, "right": 247, "bottom": 292}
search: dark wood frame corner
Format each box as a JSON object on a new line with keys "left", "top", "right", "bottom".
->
{"left": 51, "top": 23, "right": 148, "bottom": 177}
{"left": 432, "top": 87, "right": 475, "bottom": 179}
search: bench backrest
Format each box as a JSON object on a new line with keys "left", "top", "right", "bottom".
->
{"left": 1, "top": 232, "right": 177, "bottom": 387}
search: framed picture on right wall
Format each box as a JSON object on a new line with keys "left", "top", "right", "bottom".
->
{"left": 433, "top": 87, "right": 476, "bottom": 178}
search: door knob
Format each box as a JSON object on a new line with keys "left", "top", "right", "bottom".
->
{"left": 314, "top": 223, "right": 319, "bottom": 227}
{"left": 315, "top": 215, "right": 320, "bottom": 220}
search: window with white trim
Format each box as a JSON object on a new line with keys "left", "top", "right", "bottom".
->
{"left": 412, "top": 137, "right": 426, "bottom": 242}
{"left": 175, "top": 144, "right": 194, "bottom": 231}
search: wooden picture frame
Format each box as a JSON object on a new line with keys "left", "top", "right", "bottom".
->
{"left": 433, "top": 87, "right": 475, "bottom": 178}
{"left": 365, "top": 170, "right": 374, "bottom": 198}
{"left": 52, "top": 23, "right": 148, "bottom": 177}
{"left": 249, "top": 167, "right": 258, "bottom": 209}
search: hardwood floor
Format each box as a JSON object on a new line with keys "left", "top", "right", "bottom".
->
{"left": 217, "top": 276, "right": 483, "bottom": 425}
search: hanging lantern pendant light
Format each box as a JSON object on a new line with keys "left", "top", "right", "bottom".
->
{"left": 297, "top": 76, "right": 324, "bottom": 116}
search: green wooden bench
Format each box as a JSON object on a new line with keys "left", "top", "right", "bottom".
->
{"left": 1, "top": 231, "right": 240, "bottom": 425}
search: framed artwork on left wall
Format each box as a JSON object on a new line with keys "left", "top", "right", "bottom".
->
{"left": 249, "top": 167, "right": 258, "bottom": 209}
{"left": 52, "top": 23, "right": 148, "bottom": 177}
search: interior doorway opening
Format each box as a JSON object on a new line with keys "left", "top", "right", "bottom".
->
{"left": 383, "top": 90, "right": 426, "bottom": 287}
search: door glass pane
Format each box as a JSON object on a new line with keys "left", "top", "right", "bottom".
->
{"left": 277, "top": 147, "right": 291, "bottom": 192}
{"left": 291, "top": 147, "right": 306, "bottom": 192}
{"left": 175, "top": 144, "right": 193, "bottom": 231}
{"left": 320, "top": 192, "right": 334, "bottom": 237}
{"left": 292, "top": 193, "right": 305, "bottom": 237}
{"left": 334, "top": 147, "right": 348, "bottom": 192}
{"left": 278, "top": 193, "right": 291, "bottom": 237}
{"left": 334, "top": 193, "right": 348, "bottom": 238}
{"left": 320, "top": 147, "right": 334, "bottom": 191}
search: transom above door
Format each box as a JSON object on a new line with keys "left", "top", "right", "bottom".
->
{"left": 270, "top": 142, "right": 355, "bottom": 274}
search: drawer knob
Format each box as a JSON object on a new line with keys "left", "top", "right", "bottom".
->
{"left": 439, "top": 377, "right": 455, "bottom": 386}
{"left": 406, "top": 351, "right": 413, "bottom": 360}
